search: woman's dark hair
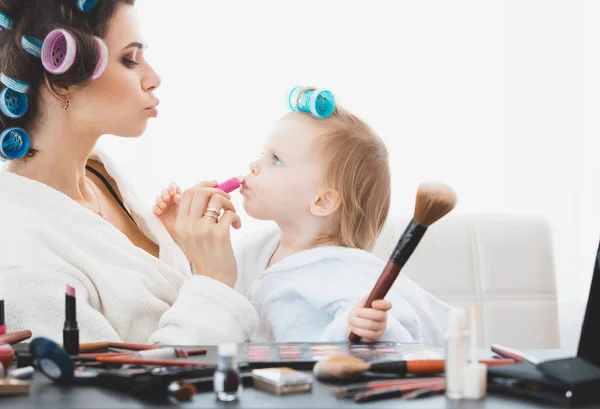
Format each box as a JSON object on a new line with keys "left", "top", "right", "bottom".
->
{"left": 0, "top": 0, "right": 134, "bottom": 158}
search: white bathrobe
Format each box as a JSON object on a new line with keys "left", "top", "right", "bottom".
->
{"left": 0, "top": 150, "right": 258, "bottom": 345}
{"left": 235, "top": 224, "right": 451, "bottom": 347}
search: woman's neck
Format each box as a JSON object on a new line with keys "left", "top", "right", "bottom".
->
{"left": 5, "top": 127, "right": 100, "bottom": 203}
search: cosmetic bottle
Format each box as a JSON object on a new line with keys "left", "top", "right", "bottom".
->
{"left": 463, "top": 307, "right": 487, "bottom": 399}
{"left": 214, "top": 343, "right": 240, "bottom": 402}
{"left": 445, "top": 308, "right": 467, "bottom": 399}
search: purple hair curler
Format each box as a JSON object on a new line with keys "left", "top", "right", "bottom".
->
{"left": 41, "top": 29, "right": 77, "bottom": 74}
{"left": 92, "top": 37, "right": 108, "bottom": 80}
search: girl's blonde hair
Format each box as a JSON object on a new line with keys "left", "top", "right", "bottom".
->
{"left": 290, "top": 88, "right": 391, "bottom": 251}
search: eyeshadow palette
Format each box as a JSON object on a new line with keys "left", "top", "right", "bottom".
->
{"left": 238, "top": 342, "right": 439, "bottom": 370}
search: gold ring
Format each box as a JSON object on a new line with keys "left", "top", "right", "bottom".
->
{"left": 204, "top": 210, "right": 220, "bottom": 220}
{"left": 206, "top": 207, "right": 220, "bottom": 214}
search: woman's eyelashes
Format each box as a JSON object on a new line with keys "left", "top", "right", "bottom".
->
{"left": 121, "top": 55, "right": 139, "bottom": 69}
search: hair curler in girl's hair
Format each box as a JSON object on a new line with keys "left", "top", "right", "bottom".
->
{"left": 0, "top": 127, "right": 30, "bottom": 161}
{"left": 289, "top": 86, "right": 336, "bottom": 119}
{"left": 41, "top": 29, "right": 77, "bottom": 75}
{"left": 77, "top": 0, "right": 101, "bottom": 12}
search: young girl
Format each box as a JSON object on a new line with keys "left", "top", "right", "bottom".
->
{"left": 154, "top": 88, "right": 451, "bottom": 346}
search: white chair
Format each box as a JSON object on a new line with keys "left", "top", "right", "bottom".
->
{"left": 371, "top": 213, "right": 560, "bottom": 348}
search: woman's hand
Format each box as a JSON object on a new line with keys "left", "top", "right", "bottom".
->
{"left": 173, "top": 181, "right": 241, "bottom": 288}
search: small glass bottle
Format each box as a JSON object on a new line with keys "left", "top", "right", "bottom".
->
{"left": 214, "top": 342, "right": 240, "bottom": 402}
{"left": 445, "top": 308, "right": 468, "bottom": 399}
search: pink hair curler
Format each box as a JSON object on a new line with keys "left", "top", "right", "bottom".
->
{"left": 216, "top": 177, "right": 241, "bottom": 193}
{"left": 41, "top": 29, "right": 77, "bottom": 74}
{"left": 91, "top": 37, "right": 108, "bottom": 80}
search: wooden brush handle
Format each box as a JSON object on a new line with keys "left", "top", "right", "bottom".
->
{"left": 78, "top": 342, "right": 110, "bottom": 353}
{"left": 183, "top": 348, "right": 207, "bottom": 356}
{"left": 405, "top": 360, "right": 446, "bottom": 374}
{"left": 95, "top": 356, "right": 211, "bottom": 367}
{"left": 0, "top": 330, "right": 32, "bottom": 345}
{"left": 406, "top": 358, "right": 513, "bottom": 373}
{"left": 353, "top": 382, "right": 443, "bottom": 403}
{"left": 348, "top": 262, "right": 401, "bottom": 343}
{"left": 108, "top": 342, "right": 159, "bottom": 351}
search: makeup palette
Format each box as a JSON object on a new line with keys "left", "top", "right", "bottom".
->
{"left": 239, "top": 342, "right": 439, "bottom": 370}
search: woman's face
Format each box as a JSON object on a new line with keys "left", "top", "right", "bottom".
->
{"left": 71, "top": 4, "right": 161, "bottom": 137}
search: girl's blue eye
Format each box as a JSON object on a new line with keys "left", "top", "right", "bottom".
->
{"left": 272, "top": 154, "right": 282, "bottom": 166}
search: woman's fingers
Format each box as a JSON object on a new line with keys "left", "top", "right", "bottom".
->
{"left": 218, "top": 210, "right": 242, "bottom": 230}
{"left": 178, "top": 182, "right": 222, "bottom": 219}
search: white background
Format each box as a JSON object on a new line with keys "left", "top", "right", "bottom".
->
{"left": 95, "top": 0, "right": 600, "bottom": 350}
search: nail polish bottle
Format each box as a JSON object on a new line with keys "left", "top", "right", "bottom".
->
{"left": 214, "top": 343, "right": 240, "bottom": 402}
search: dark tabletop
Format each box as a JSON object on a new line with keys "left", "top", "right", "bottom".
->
{"left": 4, "top": 346, "right": 600, "bottom": 409}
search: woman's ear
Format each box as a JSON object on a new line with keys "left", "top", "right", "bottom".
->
{"left": 310, "top": 188, "right": 342, "bottom": 217}
{"left": 44, "top": 75, "right": 71, "bottom": 99}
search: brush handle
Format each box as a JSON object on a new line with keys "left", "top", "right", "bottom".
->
{"left": 369, "top": 359, "right": 445, "bottom": 375}
{"left": 389, "top": 219, "right": 428, "bottom": 266}
{"left": 403, "top": 384, "right": 446, "bottom": 400}
{"left": 332, "top": 378, "right": 444, "bottom": 399}
{"left": 0, "top": 330, "right": 32, "bottom": 345}
{"left": 108, "top": 342, "right": 159, "bottom": 351}
{"left": 349, "top": 220, "right": 427, "bottom": 343}
{"left": 370, "top": 358, "right": 514, "bottom": 375}
{"left": 353, "top": 382, "right": 442, "bottom": 403}
{"left": 78, "top": 342, "right": 110, "bottom": 353}
{"left": 94, "top": 356, "right": 212, "bottom": 367}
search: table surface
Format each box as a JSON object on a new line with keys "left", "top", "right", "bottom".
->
{"left": 4, "top": 346, "right": 600, "bottom": 409}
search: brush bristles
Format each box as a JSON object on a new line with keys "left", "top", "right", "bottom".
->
{"left": 313, "top": 355, "right": 371, "bottom": 380}
{"left": 169, "top": 382, "right": 196, "bottom": 401}
{"left": 413, "top": 183, "right": 457, "bottom": 227}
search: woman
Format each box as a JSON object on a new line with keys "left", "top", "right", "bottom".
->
{"left": 0, "top": 0, "right": 256, "bottom": 344}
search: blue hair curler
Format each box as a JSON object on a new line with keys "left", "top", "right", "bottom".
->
{"left": 21, "top": 35, "right": 43, "bottom": 58}
{"left": 29, "top": 337, "right": 75, "bottom": 385}
{"left": 77, "top": 0, "right": 100, "bottom": 12}
{"left": 0, "top": 12, "right": 14, "bottom": 30}
{"left": 0, "top": 88, "right": 28, "bottom": 118}
{"left": 288, "top": 86, "right": 336, "bottom": 118}
{"left": 0, "top": 73, "right": 29, "bottom": 94}
{"left": 0, "top": 127, "right": 30, "bottom": 160}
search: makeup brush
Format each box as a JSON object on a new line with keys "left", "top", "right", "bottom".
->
{"left": 353, "top": 382, "right": 446, "bottom": 403}
{"left": 349, "top": 183, "right": 457, "bottom": 343}
{"left": 0, "top": 330, "right": 32, "bottom": 345}
{"left": 313, "top": 355, "right": 514, "bottom": 381}
{"left": 78, "top": 342, "right": 160, "bottom": 353}
{"left": 331, "top": 377, "right": 444, "bottom": 399}
{"left": 71, "top": 355, "right": 213, "bottom": 367}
